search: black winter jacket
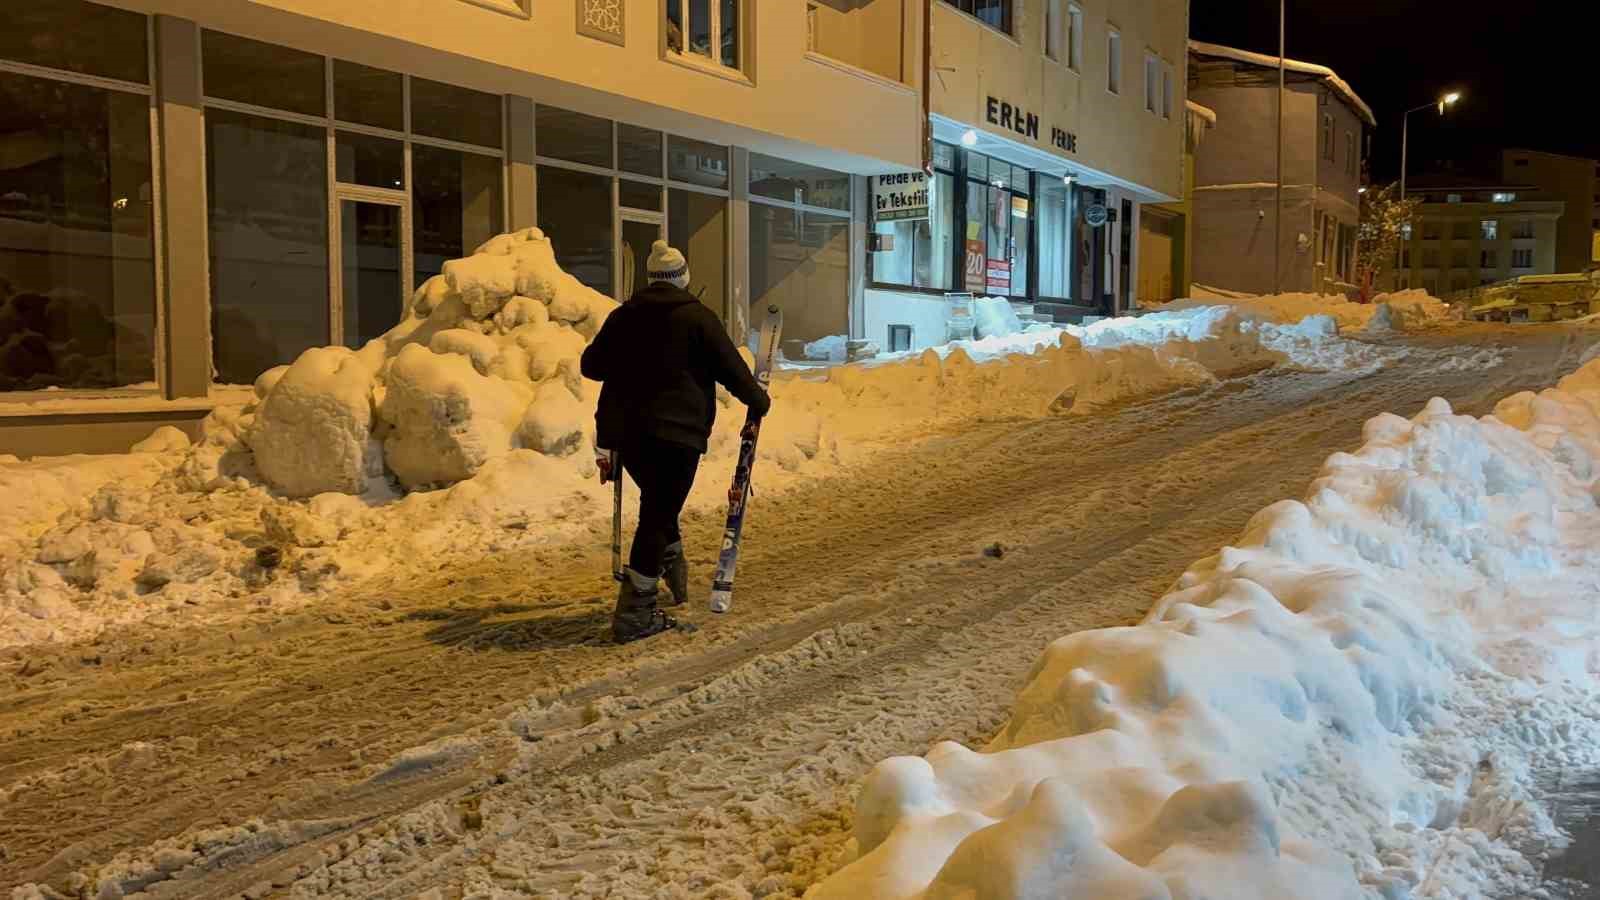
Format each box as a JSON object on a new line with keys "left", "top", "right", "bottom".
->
{"left": 581, "top": 284, "right": 770, "bottom": 454}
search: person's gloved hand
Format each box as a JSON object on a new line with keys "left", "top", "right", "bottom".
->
{"left": 596, "top": 449, "right": 617, "bottom": 484}
{"left": 747, "top": 389, "right": 772, "bottom": 419}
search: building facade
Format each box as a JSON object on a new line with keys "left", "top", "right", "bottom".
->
{"left": 1186, "top": 41, "right": 1372, "bottom": 297}
{"left": 862, "top": 0, "right": 1189, "bottom": 350}
{"left": 1137, "top": 99, "right": 1215, "bottom": 304}
{"left": 0, "top": 0, "right": 926, "bottom": 455}
{"left": 1501, "top": 149, "right": 1597, "bottom": 274}
{"left": 1389, "top": 177, "right": 1564, "bottom": 296}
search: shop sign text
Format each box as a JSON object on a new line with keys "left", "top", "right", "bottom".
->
{"left": 872, "top": 171, "right": 930, "bottom": 222}
{"left": 985, "top": 96, "right": 1079, "bottom": 154}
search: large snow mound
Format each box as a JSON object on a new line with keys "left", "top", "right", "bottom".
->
{"left": 1160, "top": 290, "right": 1452, "bottom": 333}
{"left": 0, "top": 280, "right": 1407, "bottom": 649}
{"left": 810, "top": 364, "right": 1600, "bottom": 899}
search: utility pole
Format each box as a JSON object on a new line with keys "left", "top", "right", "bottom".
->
{"left": 1275, "top": 0, "right": 1285, "bottom": 295}
{"left": 1400, "top": 92, "right": 1461, "bottom": 201}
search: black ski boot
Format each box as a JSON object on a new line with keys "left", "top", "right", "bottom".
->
{"left": 612, "top": 567, "right": 678, "bottom": 644}
{"left": 661, "top": 541, "right": 690, "bottom": 608}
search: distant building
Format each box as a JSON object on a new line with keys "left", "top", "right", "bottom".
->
{"left": 1501, "top": 149, "right": 1598, "bottom": 273}
{"left": 1185, "top": 41, "right": 1374, "bottom": 296}
{"left": 1390, "top": 175, "right": 1564, "bottom": 295}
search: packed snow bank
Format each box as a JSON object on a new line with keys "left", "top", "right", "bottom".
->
{"left": 810, "top": 364, "right": 1600, "bottom": 900}
{"left": 0, "top": 274, "right": 1402, "bottom": 649}
{"left": 1162, "top": 290, "right": 1452, "bottom": 334}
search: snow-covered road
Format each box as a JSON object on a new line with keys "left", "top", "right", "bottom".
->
{"left": 1, "top": 324, "right": 1592, "bottom": 898}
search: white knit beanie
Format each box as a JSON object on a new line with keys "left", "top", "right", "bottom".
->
{"left": 647, "top": 240, "right": 691, "bottom": 290}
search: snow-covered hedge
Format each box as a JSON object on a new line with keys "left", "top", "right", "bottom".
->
{"left": 809, "top": 361, "right": 1600, "bottom": 899}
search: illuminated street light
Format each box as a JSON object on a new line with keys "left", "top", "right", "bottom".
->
{"left": 1401, "top": 90, "right": 1463, "bottom": 200}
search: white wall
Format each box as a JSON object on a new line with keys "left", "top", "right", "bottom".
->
{"left": 863, "top": 289, "right": 951, "bottom": 351}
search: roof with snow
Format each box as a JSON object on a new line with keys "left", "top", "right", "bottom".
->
{"left": 1187, "top": 40, "right": 1376, "bottom": 128}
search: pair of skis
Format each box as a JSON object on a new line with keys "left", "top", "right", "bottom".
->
{"left": 605, "top": 304, "right": 784, "bottom": 614}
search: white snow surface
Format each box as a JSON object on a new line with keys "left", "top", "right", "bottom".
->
{"left": 0, "top": 260, "right": 1437, "bottom": 649}
{"left": 808, "top": 365, "right": 1600, "bottom": 900}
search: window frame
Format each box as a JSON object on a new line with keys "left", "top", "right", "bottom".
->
{"left": 1344, "top": 130, "right": 1355, "bottom": 176}
{"left": 1106, "top": 27, "right": 1122, "bottom": 94}
{"left": 1066, "top": 4, "right": 1084, "bottom": 71}
{"left": 1161, "top": 62, "right": 1174, "bottom": 119}
{"left": 938, "top": 0, "right": 1014, "bottom": 35}
{"left": 1144, "top": 51, "right": 1159, "bottom": 114}
{"left": 867, "top": 142, "right": 959, "bottom": 294}
{"left": 1043, "top": 0, "right": 1063, "bottom": 62}
{"left": 1321, "top": 113, "right": 1334, "bottom": 161}
{"left": 664, "top": 0, "right": 748, "bottom": 76}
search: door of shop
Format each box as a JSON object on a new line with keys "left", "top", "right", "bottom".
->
{"left": 618, "top": 213, "right": 665, "bottom": 301}
{"left": 333, "top": 189, "right": 411, "bottom": 350}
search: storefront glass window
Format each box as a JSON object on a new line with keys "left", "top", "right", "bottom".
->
{"left": 411, "top": 78, "right": 502, "bottom": 149}
{"left": 0, "top": 0, "right": 148, "bottom": 84}
{"left": 413, "top": 144, "right": 503, "bottom": 286}
{"left": 202, "top": 30, "right": 326, "bottom": 117}
{"left": 668, "top": 136, "right": 728, "bottom": 190}
{"left": 871, "top": 172, "right": 955, "bottom": 291}
{"left": 0, "top": 72, "right": 156, "bottom": 392}
{"left": 335, "top": 132, "right": 405, "bottom": 189}
{"left": 668, "top": 189, "right": 728, "bottom": 314}
{"left": 619, "top": 179, "right": 663, "bottom": 211}
{"left": 1036, "top": 180, "right": 1074, "bottom": 300}
{"left": 618, "top": 124, "right": 663, "bottom": 178}
{"left": 964, "top": 151, "right": 1029, "bottom": 297}
{"left": 1073, "top": 186, "right": 1105, "bottom": 304}
{"left": 751, "top": 206, "right": 850, "bottom": 346}
{"left": 750, "top": 154, "right": 851, "bottom": 212}
{"left": 536, "top": 105, "right": 614, "bottom": 169}
{"left": 333, "top": 60, "right": 403, "bottom": 131}
{"left": 538, "top": 167, "right": 613, "bottom": 295}
{"left": 206, "top": 109, "right": 329, "bottom": 385}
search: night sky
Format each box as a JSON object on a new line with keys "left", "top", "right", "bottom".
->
{"left": 1189, "top": 0, "right": 1600, "bottom": 183}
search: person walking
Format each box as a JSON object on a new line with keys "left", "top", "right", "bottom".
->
{"left": 581, "top": 241, "right": 771, "bottom": 643}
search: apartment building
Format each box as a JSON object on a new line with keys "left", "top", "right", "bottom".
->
{"left": 1389, "top": 175, "right": 1564, "bottom": 296}
{"left": 1501, "top": 149, "right": 1597, "bottom": 273}
{"left": 1186, "top": 41, "right": 1373, "bottom": 296}
{"left": 0, "top": 0, "right": 925, "bottom": 454}
{"left": 863, "top": 0, "right": 1190, "bottom": 348}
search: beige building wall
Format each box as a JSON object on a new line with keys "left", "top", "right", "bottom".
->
{"left": 100, "top": 0, "right": 924, "bottom": 174}
{"left": 1501, "top": 149, "right": 1598, "bottom": 273}
{"left": 929, "top": 0, "right": 1186, "bottom": 202}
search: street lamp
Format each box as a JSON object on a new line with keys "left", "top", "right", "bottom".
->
{"left": 1399, "top": 91, "right": 1461, "bottom": 201}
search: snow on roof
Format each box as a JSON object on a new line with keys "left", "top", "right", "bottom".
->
{"left": 1188, "top": 39, "right": 1376, "bottom": 127}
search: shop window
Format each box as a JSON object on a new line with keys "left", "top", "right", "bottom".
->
{"left": 619, "top": 179, "right": 663, "bottom": 211}
{"left": 666, "top": 0, "right": 743, "bottom": 70}
{"left": 750, "top": 154, "right": 851, "bottom": 212}
{"left": 538, "top": 166, "right": 612, "bottom": 295}
{"left": 0, "top": 0, "right": 148, "bottom": 84}
{"left": 206, "top": 109, "right": 329, "bottom": 385}
{"left": 963, "top": 153, "right": 1030, "bottom": 298}
{"left": 333, "top": 60, "right": 404, "bottom": 132}
{"left": 202, "top": 30, "right": 326, "bottom": 117}
{"left": 536, "top": 105, "right": 614, "bottom": 169}
{"left": 751, "top": 206, "right": 849, "bottom": 345}
{"left": 411, "top": 77, "right": 502, "bottom": 149}
{"left": 618, "top": 123, "right": 664, "bottom": 178}
{"left": 1036, "top": 180, "right": 1074, "bottom": 299}
{"left": 413, "top": 144, "right": 503, "bottom": 285}
{"left": 0, "top": 71, "right": 156, "bottom": 392}
{"left": 335, "top": 133, "right": 405, "bottom": 190}
{"left": 939, "top": 0, "right": 1012, "bottom": 34}
{"left": 668, "top": 136, "right": 728, "bottom": 190}
{"left": 872, "top": 170, "right": 956, "bottom": 292}
{"left": 669, "top": 189, "right": 729, "bottom": 313}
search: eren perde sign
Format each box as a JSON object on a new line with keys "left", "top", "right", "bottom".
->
{"left": 985, "top": 97, "right": 1079, "bottom": 153}
{"left": 873, "top": 171, "right": 930, "bottom": 222}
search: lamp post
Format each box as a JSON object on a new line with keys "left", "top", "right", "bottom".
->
{"left": 1274, "top": 0, "right": 1285, "bottom": 294}
{"left": 1399, "top": 91, "right": 1461, "bottom": 201}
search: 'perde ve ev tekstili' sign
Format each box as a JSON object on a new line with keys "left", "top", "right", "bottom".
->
{"left": 873, "top": 171, "right": 930, "bottom": 222}
{"left": 985, "top": 97, "right": 1079, "bottom": 154}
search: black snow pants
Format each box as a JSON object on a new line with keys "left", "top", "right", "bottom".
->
{"left": 619, "top": 435, "right": 702, "bottom": 579}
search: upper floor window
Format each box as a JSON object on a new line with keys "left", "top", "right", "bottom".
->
{"left": 1344, "top": 131, "right": 1356, "bottom": 175}
{"left": 1446, "top": 193, "right": 1463, "bottom": 203}
{"left": 1450, "top": 220, "right": 1472, "bottom": 240}
{"left": 1107, "top": 28, "right": 1122, "bottom": 94}
{"left": 1321, "top": 113, "right": 1334, "bottom": 160}
{"left": 940, "top": 0, "right": 1012, "bottom": 34}
{"left": 1067, "top": 4, "right": 1084, "bottom": 70}
{"left": 1512, "top": 220, "right": 1535, "bottom": 239}
{"left": 666, "top": 0, "right": 742, "bottom": 70}
{"left": 1144, "top": 53, "right": 1159, "bottom": 113}
{"left": 1491, "top": 192, "right": 1517, "bottom": 203}
{"left": 1512, "top": 248, "right": 1534, "bottom": 268}
{"left": 1481, "top": 219, "right": 1498, "bottom": 240}
{"left": 1162, "top": 64, "right": 1174, "bottom": 118}
{"left": 1044, "top": 0, "right": 1063, "bottom": 61}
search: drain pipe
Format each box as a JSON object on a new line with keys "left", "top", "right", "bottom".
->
{"left": 922, "top": 0, "right": 933, "bottom": 174}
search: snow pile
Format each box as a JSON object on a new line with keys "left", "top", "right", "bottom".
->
{"left": 810, "top": 364, "right": 1600, "bottom": 899}
{"left": 1163, "top": 290, "right": 1450, "bottom": 334}
{"left": 0, "top": 280, "right": 1404, "bottom": 649}
{"left": 804, "top": 334, "right": 849, "bottom": 363}
{"left": 972, "top": 296, "right": 1025, "bottom": 340}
